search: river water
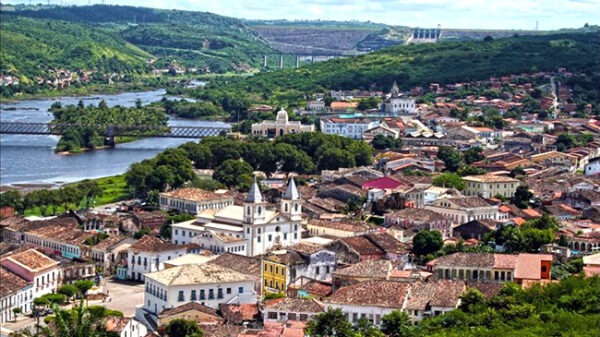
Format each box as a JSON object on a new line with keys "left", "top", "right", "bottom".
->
{"left": 0, "top": 89, "right": 229, "bottom": 186}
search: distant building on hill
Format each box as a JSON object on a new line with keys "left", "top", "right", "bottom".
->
{"left": 251, "top": 109, "right": 314, "bottom": 137}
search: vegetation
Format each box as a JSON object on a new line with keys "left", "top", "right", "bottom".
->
{"left": 432, "top": 173, "right": 465, "bottom": 190}
{"left": 165, "top": 318, "right": 204, "bottom": 337}
{"left": 412, "top": 230, "right": 444, "bottom": 256}
{"left": 50, "top": 100, "right": 168, "bottom": 153}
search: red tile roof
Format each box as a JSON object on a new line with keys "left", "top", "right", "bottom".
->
{"left": 129, "top": 235, "right": 181, "bottom": 252}
{"left": 0, "top": 266, "right": 30, "bottom": 297}
{"left": 326, "top": 280, "right": 410, "bottom": 308}
{"left": 362, "top": 177, "right": 406, "bottom": 190}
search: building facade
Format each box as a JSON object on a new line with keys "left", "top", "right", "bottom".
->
{"left": 159, "top": 188, "right": 233, "bottom": 215}
{"left": 127, "top": 236, "right": 187, "bottom": 282}
{"left": 0, "top": 249, "right": 60, "bottom": 302}
{"left": 251, "top": 109, "right": 314, "bottom": 137}
{"left": 425, "top": 196, "right": 499, "bottom": 225}
{"left": 384, "top": 82, "right": 416, "bottom": 115}
{"left": 320, "top": 117, "right": 377, "bottom": 139}
{"left": 462, "top": 174, "right": 520, "bottom": 199}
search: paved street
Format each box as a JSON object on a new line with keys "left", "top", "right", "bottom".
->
{"left": 100, "top": 279, "right": 145, "bottom": 316}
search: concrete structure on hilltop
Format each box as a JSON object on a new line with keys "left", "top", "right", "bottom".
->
{"left": 251, "top": 109, "right": 314, "bottom": 137}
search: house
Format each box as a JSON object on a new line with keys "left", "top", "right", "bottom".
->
{"left": 127, "top": 236, "right": 188, "bottom": 282}
{"left": 332, "top": 259, "right": 403, "bottom": 290}
{"left": 362, "top": 124, "right": 400, "bottom": 142}
{"left": 306, "top": 100, "right": 326, "bottom": 111}
{"left": 531, "top": 151, "right": 579, "bottom": 172}
{"left": 385, "top": 208, "right": 453, "bottom": 239}
{"left": 462, "top": 174, "right": 520, "bottom": 199}
{"left": 330, "top": 101, "right": 359, "bottom": 113}
{"left": 0, "top": 267, "right": 33, "bottom": 323}
{"left": 219, "top": 303, "right": 259, "bottom": 326}
{"left": 364, "top": 232, "right": 411, "bottom": 262}
{"left": 405, "top": 280, "right": 465, "bottom": 322}
{"left": 582, "top": 253, "right": 600, "bottom": 277}
{"left": 453, "top": 219, "right": 499, "bottom": 240}
{"left": 0, "top": 249, "right": 60, "bottom": 301}
{"left": 584, "top": 157, "right": 600, "bottom": 176}
{"left": 320, "top": 117, "right": 377, "bottom": 139}
{"left": 251, "top": 109, "right": 314, "bottom": 137}
{"left": 132, "top": 211, "right": 166, "bottom": 232}
{"left": 91, "top": 237, "right": 135, "bottom": 277}
{"left": 287, "top": 279, "right": 333, "bottom": 300}
{"left": 565, "top": 190, "right": 600, "bottom": 209}
{"left": 159, "top": 188, "right": 233, "bottom": 215}
{"left": 427, "top": 252, "right": 552, "bottom": 285}
{"left": 261, "top": 244, "right": 337, "bottom": 295}
{"left": 318, "top": 183, "right": 365, "bottom": 203}
{"left": 191, "top": 179, "right": 303, "bottom": 257}
{"left": 104, "top": 316, "right": 147, "bottom": 337}
{"left": 263, "top": 298, "right": 323, "bottom": 324}
{"left": 306, "top": 219, "right": 376, "bottom": 238}
{"left": 157, "top": 302, "right": 223, "bottom": 327}
{"left": 324, "top": 280, "right": 410, "bottom": 326}
{"left": 137, "top": 263, "right": 257, "bottom": 323}
{"left": 544, "top": 203, "right": 581, "bottom": 220}
{"left": 425, "top": 196, "right": 499, "bottom": 225}
{"left": 325, "top": 236, "right": 385, "bottom": 264}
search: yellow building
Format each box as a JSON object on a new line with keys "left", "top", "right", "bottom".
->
{"left": 261, "top": 249, "right": 306, "bottom": 295}
{"left": 462, "top": 174, "right": 520, "bottom": 199}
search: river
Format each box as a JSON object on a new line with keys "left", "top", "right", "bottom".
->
{"left": 0, "top": 89, "right": 228, "bottom": 187}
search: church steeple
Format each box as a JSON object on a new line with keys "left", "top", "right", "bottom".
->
{"left": 244, "top": 176, "right": 265, "bottom": 224}
{"left": 390, "top": 81, "right": 400, "bottom": 98}
{"left": 245, "top": 176, "right": 263, "bottom": 203}
{"left": 280, "top": 178, "right": 302, "bottom": 220}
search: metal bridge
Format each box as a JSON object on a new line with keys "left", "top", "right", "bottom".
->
{"left": 0, "top": 122, "right": 231, "bottom": 145}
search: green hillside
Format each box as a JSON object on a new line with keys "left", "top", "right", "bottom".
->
{"left": 188, "top": 32, "right": 599, "bottom": 116}
{"left": 0, "top": 14, "right": 151, "bottom": 85}
{"left": 3, "top": 5, "right": 275, "bottom": 74}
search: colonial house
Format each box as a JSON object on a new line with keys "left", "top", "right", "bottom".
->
{"left": 362, "top": 124, "right": 400, "bottom": 142}
{"left": 385, "top": 208, "right": 453, "bottom": 239}
{"left": 427, "top": 252, "right": 552, "bottom": 286}
{"left": 0, "top": 249, "right": 60, "bottom": 301}
{"left": 127, "top": 236, "right": 188, "bottom": 282}
{"left": 263, "top": 298, "right": 323, "bottom": 324}
{"left": 425, "top": 196, "right": 499, "bottom": 225}
{"left": 0, "top": 267, "right": 33, "bottom": 323}
{"left": 306, "top": 219, "right": 376, "bottom": 238}
{"left": 530, "top": 151, "right": 579, "bottom": 172}
{"left": 104, "top": 316, "right": 147, "bottom": 337}
{"left": 453, "top": 219, "right": 500, "bottom": 240}
{"left": 383, "top": 81, "right": 416, "bottom": 114}
{"left": 137, "top": 263, "right": 256, "bottom": 322}
{"left": 584, "top": 157, "right": 600, "bottom": 176}
{"left": 462, "top": 174, "right": 520, "bottom": 199}
{"left": 191, "top": 179, "right": 303, "bottom": 257}
{"left": 325, "top": 236, "right": 385, "bottom": 264}
{"left": 159, "top": 188, "right": 233, "bottom": 215}
{"left": 157, "top": 302, "right": 223, "bottom": 327}
{"left": 324, "top": 280, "right": 410, "bottom": 326}
{"left": 261, "top": 244, "right": 336, "bottom": 295}
{"left": 405, "top": 280, "right": 465, "bottom": 322}
{"left": 332, "top": 259, "right": 405, "bottom": 290}
{"left": 320, "top": 117, "right": 377, "bottom": 139}
{"left": 251, "top": 109, "right": 314, "bottom": 137}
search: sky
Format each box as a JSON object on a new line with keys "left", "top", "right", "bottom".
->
{"left": 4, "top": 0, "right": 599, "bottom": 30}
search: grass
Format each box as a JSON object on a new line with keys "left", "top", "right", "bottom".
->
{"left": 22, "top": 175, "right": 131, "bottom": 216}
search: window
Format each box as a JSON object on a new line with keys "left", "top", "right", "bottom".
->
{"left": 217, "top": 288, "right": 223, "bottom": 299}
{"left": 275, "top": 266, "right": 279, "bottom": 274}
{"left": 316, "top": 266, "right": 320, "bottom": 275}
{"left": 191, "top": 290, "right": 197, "bottom": 301}
{"left": 283, "top": 233, "right": 287, "bottom": 240}
{"left": 178, "top": 291, "right": 184, "bottom": 302}
{"left": 268, "top": 312, "right": 278, "bottom": 319}
{"left": 282, "top": 268, "right": 285, "bottom": 276}
{"left": 175, "top": 229, "right": 178, "bottom": 235}
{"left": 227, "top": 288, "right": 232, "bottom": 294}
{"left": 258, "top": 237, "right": 261, "bottom": 243}
{"left": 289, "top": 313, "right": 297, "bottom": 320}
{"left": 200, "top": 290, "right": 205, "bottom": 300}
{"left": 300, "top": 314, "right": 309, "bottom": 321}
{"left": 264, "top": 264, "right": 268, "bottom": 271}
{"left": 268, "top": 234, "right": 272, "bottom": 242}
{"left": 182, "top": 230, "right": 186, "bottom": 236}
{"left": 326, "top": 266, "right": 331, "bottom": 273}
{"left": 238, "top": 287, "right": 244, "bottom": 294}
{"left": 208, "top": 289, "right": 214, "bottom": 300}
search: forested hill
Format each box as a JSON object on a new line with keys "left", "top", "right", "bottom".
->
{"left": 0, "top": 4, "right": 275, "bottom": 83}
{"left": 218, "top": 32, "right": 599, "bottom": 94}
{"left": 0, "top": 14, "right": 152, "bottom": 85}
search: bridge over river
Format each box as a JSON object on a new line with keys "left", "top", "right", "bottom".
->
{"left": 0, "top": 122, "right": 231, "bottom": 146}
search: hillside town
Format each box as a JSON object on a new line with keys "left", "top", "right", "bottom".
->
{"left": 2, "top": 65, "right": 600, "bottom": 337}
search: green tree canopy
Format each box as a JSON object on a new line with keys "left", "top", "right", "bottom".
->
{"left": 305, "top": 308, "right": 355, "bottom": 337}
{"left": 413, "top": 230, "right": 444, "bottom": 256}
{"left": 432, "top": 173, "right": 465, "bottom": 190}
{"left": 165, "top": 318, "right": 204, "bottom": 337}
{"left": 381, "top": 310, "right": 412, "bottom": 337}
{"left": 212, "top": 159, "right": 254, "bottom": 190}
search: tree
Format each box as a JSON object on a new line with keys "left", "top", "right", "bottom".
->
{"left": 509, "top": 166, "right": 526, "bottom": 178}
{"left": 355, "top": 318, "right": 385, "bottom": 337}
{"left": 412, "top": 230, "right": 444, "bottom": 256}
{"left": 459, "top": 288, "right": 486, "bottom": 313}
{"left": 512, "top": 185, "right": 533, "bottom": 209}
{"left": 213, "top": 159, "right": 254, "bottom": 190}
{"left": 463, "top": 147, "right": 484, "bottom": 164}
{"left": 37, "top": 302, "right": 108, "bottom": 337}
{"left": 317, "top": 148, "right": 356, "bottom": 170}
{"left": 12, "top": 307, "right": 22, "bottom": 321}
{"left": 165, "top": 318, "right": 204, "bottom": 337}
{"left": 371, "top": 134, "right": 396, "bottom": 150}
{"left": 305, "top": 308, "right": 354, "bottom": 337}
{"left": 381, "top": 310, "right": 412, "bottom": 337}
{"left": 437, "top": 146, "right": 463, "bottom": 172}
{"left": 432, "top": 173, "right": 465, "bottom": 190}
{"left": 73, "top": 280, "right": 95, "bottom": 299}
{"left": 58, "top": 284, "right": 79, "bottom": 303}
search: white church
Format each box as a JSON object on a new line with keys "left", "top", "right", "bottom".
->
{"left": 181, "top": 178, "right": 304, "bottom": 256}
{"left": 384, "top": 81, "right": 416, "bottom": 115}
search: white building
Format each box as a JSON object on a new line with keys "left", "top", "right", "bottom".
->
{"left": 104, "top": 316, "right": 147, "bottom": 337}
{"left": 425, "top": 196, "right": 500, "bottom": 225}
{"left": 138, "top": 263, "right": 256, "bottom": 320}
{"left": 384, "top": 81, "right": 416, "bottom": 115}
{"left": 0, "top": 249, "right": 60, "bottom": 302}
{"left": 251, "top": 109, "right": 315, "bottom": 137}
{"left": 188, "top": 178, "right": 304, "bottom": 257}
{"left": 306, "top": 100, "right": 326, "bottom": 111}
{"left": 320, "top": 117, "right": 377, "bottom": 139}
{"left": 127, "top": 236, "right": 188, "bottom": 282}
{"left": 462, "top": 174, "right": 520, "bottom": 199}
{"left": 0, "top": 267, "right": 33, "bottom": 323}
{"left": 584, "top": 157, "right": 600, "bottom": 176}
{"left": 159, "top": 188, "right": 233, "bottom": 215}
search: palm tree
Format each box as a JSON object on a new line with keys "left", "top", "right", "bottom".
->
{"left": 36, "top": 302, "right": 107, "bottom": 337}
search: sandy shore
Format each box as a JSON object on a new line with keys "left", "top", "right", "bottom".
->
{"left": 0, "top": 183, "right": 62, "bottom": 193}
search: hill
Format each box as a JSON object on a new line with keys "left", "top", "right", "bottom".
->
{"left": 0, "top": 5, "right": 276, "bottom": 84}
{"left": 0, "top": 14, "right": 151, "bottom": 85}
{"left": 190, "top": 32, "right": 599, "bottom": 114}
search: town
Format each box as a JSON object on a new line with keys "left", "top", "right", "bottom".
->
{"left": 1, "top": 63, "right": 600, "bottom": 337}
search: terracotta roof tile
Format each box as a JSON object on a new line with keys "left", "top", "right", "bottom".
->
{"left": 264, "top": 298, "right": 323, "bottom": 313}
{"left": 0, "top": 266, "right": 30, "bottom": 297}
{"left": 326, "top": 280, "right": 410, "bottom": 308}
{"left": 1, "top": 249, "right": 59, "bottom": 272}
{"left": 340, "top": 237, "right": 385, "bottom": 256}
{"left": 160, "top": 188, "right": 231, "bottom": 202}
{"left": 129, "top": 235, "right": 181, "bottom": 252}
{"left": 104, "top": 316, "right": 130, "bottom": 333}
{"left": 159, "top": 302, "right": 221, "bottom": 321}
